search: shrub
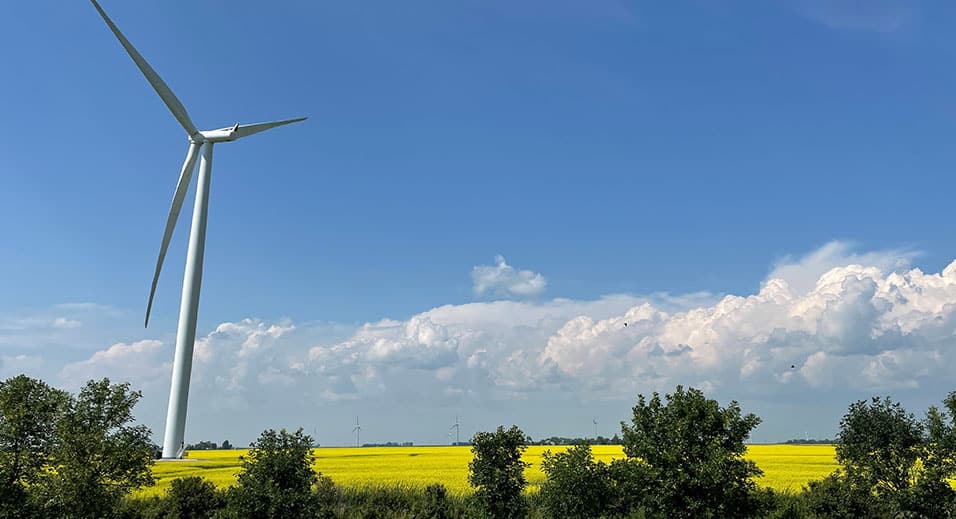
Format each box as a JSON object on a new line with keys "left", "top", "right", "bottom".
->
{"left": 539, "top": 443, "right": 613, "bottom": 519}
{"left": 605, "top": 458, "right": 659, "bottom": 518}
{"left": 801, "top": 472, "right": 888, "bottom": 519}
{"left": 419, "top": 484, "right": 452, "bottom": 519}
{"left": 166, "top": 476, "right": 224, "bottom": 519}
{"left": 226, "top": 427, "right": 320, "bottom": 519}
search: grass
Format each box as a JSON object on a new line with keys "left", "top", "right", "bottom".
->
{"left": 137, "top": 444, "right": 838, "bottom": 498}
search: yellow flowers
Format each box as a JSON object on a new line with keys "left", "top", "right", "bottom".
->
{"left": 140, "top": 444, "right": 838, "bottom": 497}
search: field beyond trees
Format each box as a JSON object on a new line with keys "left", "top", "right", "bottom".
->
{"left": 142, "top": 444, "right": 838, "bottom": 497}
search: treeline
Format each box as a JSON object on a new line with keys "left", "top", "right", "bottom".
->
{"left": 781, "top": 438, "right": 835, "bottom": 445}
{"left": 529, "top": 435, "right": 620, "bottom": 446}
{"left": 5, "top": 374, "right": 956, "bottom": 517}
{"left": 185, "top": 440, "right": 234, "bottom": 451}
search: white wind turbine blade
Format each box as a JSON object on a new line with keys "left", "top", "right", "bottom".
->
{"left": 230, "top": 117, "right": 308, "bottom": 140}
{"left": 90, "top": 0, "right": 199, "bottom": 137}
{"left": 145, "top": 142, "right": 202, "bottom": 327}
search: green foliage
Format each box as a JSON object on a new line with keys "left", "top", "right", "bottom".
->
{"left": 836, "top": 396, "right": 923, "bottom": 493}
{"left": 760, "top": 491, "right": 807, "bottom": 519}
{"left": 221, "top": 439, "right": 233, "bottom": 450}
{"left": 116, "top": 495, "right": 169, "bottom": 519}
{"left": 226, "top": 427, "right": 322, "bottom": 519}
{"left": 620, "top": 385, "right": 764, "bottom": 518}
{"left": 538, "top": 443, "right": 613, "bottom": 519}
{"left": 40, "top": 378, "right": 155, "bottom": 519}
{"left": 925, "top": 391, "right": 956, "bottom": 483}
{"left": 166, "top": 476, "right": 224, "bottom": 519}
{"left": 801, "top": 472, "right": 887, "bottom": 519}
{"left": 419, "top": 483, "right": 452, "bottom": 519}
{"left": 896, "top": 477, "right": 956, "bottom": 519}
{"left": 0, "top": 375, "right": 69, "bottom": 517}
{"left": 606, "top": 458, "right": 658, "bottom": 517}
{"left": 468, "top": 425, "right": 529, "bottom": 519}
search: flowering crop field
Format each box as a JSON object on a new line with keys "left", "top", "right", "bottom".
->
{"left": 138, "top": 444, "right": 837, "bottom": 498}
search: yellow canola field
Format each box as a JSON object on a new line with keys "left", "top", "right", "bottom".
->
{"left": 139, "top": 444, "right": 837, "bottom": 498}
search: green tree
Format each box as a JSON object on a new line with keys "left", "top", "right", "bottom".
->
{"left": 40, "top": 378, "right": 155, "bottom": 518}
{"left": 468, "top": 425, "right": 529, "bottom": 519}
{"left": 185, "top": 440, "right": 218, "bottom": 451}
{"left": 0, "top": 375, "right": 69, "bottom": 517}
{"left": 221, "top": 439, "right": 233, "bottom": 450}
{"left": 226, "top": 428, "right": 321, "bottom": 519}
{"left": 620, "top": 385, "right": 764, "bottom": 518}
{"left": 539, "top": 443, "right": 613, "bottom": 519}
{"left": 836, "top": 396, "right": 924, "bottom": 493}
{"left": 166, "top": 476, "right": 224, "bottom": 519}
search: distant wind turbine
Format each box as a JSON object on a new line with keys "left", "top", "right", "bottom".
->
{"left": 353, "top": 417, "right": 362, "bottom": 447}
{"left": 449, "top": 415, "right": 460, "bottom": 445}
{"left": 88, "top": 0, "right": 306, "bottom": 459}
{"left": 593, "top": 418, "right": 598, "bottom": 440}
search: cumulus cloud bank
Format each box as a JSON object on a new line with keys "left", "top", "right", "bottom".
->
{"left": 60, "top": 241, "right": 956, "bottom": 403}
{"left": 472, "top": 255, "right": 547, "bottom": 297}
{"left": 8, "top": 241, "right": 956, "bottom": 442}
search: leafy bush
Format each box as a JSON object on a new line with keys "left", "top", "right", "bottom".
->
{"left": 419, "top": 483, "right": 452, "bottom": 519}
{"left": 801, "top": 472, "right": 888, "bottom": 519}
{"left": 539, "top": 443, "right": 613, "bottom": 519}
{"left": 468, "top": 425, "right": 529, "bottom": 519}
{"left": 226, "top": 427, "right": 321, "bottom": 519}
{"left": 606, "top": 458, "right": 658, "bottom": 518}
{"left": 166, "top": 476, "right": 224, "bottom": 519}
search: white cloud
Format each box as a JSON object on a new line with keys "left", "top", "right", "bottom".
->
{"left": 15, "top": 242, "right": 956, "bottom": 444}
{"left": 472, "top": 255, "right": 547, "bottom": 297}
{"left": 767, "top": 240, "right": 917, "bottom": 295}
{"left": 60, "top": 339, "right": 169, "bottom": 390}
{"left": 60, "top": 242, "right": 956, "bottom": 407}
{"left": 53, "top": 317, "right": 81, "bottom": 329}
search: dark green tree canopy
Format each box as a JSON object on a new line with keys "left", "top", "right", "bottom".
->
{"left": 621, "top": 385, "right": 764, "bottom": 518}
{"left": 0, "top": 375, "right": 69, "bottom": 488}
{"left": 43, "top": 378, "right": 155, "bottom": 518}
{"left": 468, "top": 425, "right": 529, "bottom": 519}
{"left": 167, "top": 476, "right": 223, "bottom": 519}
{"left": 227, "top": 428, "right": 321, "bottom": 519}
{"left": 925, "top": 391, "right": 956, "bottom": 477}
{"left": 539, "top": 443, "right": 614, "bottom": 519}
{"left": 836, "top": 396, "right": 923, "bottom": 492}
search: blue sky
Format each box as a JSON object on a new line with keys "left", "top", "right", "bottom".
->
{"left": 3, "top": 0, "right": 956, "bottom": 446}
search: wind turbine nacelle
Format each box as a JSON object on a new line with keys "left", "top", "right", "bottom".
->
{"left": 198, "top": 127, "right": 239, "bottom": 143}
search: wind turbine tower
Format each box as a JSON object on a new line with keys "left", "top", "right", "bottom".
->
{"left": 449, "top": 415, "right": 460, "bottom": 445}
{"left": 88, "top": 0, "right": 306, "bottom": 459}
{"left": 593, "top": 418, "right": 598, "bottom": 440}
{"left": 352, "top": 417, "right": 362, "bottom": 447}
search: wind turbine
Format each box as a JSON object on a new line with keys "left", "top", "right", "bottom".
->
{"left": 593, "top": 418, "right": 598, "bottom": 440}
{"left": 449, "top": 415, "right": 460, "bottom": 445}
{"left": 88, "top": 0, "right": 306, "bottom": 459}
{"left": 352, "top": 417, "right": 362, "bottom": 447}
